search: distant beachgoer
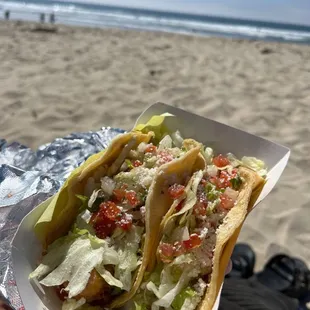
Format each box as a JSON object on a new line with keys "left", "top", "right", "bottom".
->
{"left": 40, "top": 13, "right": 45, "bottom": 23}
{"left": 50, "top": 13, "right": 55, "bottom": 24}
{"left": 4, "top": 10, "right": 10, "bottom": 20}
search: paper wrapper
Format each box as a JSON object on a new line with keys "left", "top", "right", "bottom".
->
{"left": 7, "top": 103, "right": 290, "bottom": 310}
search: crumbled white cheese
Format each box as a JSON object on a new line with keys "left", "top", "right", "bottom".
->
{"left": 137, "top": 142, "right": 149, "bottom": 153}
{"left": 135, "top": 167, "right": 157, "bottom": 188}
{"left": 140, "top": 206, "right": 146, "bottom": 219}
{"left": 101, "top": 176, "right": 116, "bottom": 195}
{"left": 199, "top": 227, "right": 209, "bottom": 239}
{"left": 193, "top": 278, "right": 207, "bottom": 296}
{"left": 180, "top": 278, "right": 208, "bottom": 310}
{"left": 206, "top": 165, "right": 218, "bottom": 177}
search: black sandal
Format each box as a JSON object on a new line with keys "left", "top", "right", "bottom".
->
{"left": 227, "top": 243, "right": 256, "bottom": 279}
{"left": 256, "top": 254, "right": 310, "bottom": 301}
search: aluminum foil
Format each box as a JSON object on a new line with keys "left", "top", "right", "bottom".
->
{"left": 0, "top": 127, "right": 125, "bottom": 310}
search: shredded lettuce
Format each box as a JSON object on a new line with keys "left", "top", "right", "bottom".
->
{"left": 171, "top": 287, "right": 197, "bottom": 310}
{"left": 205, "top": 182, "right": 219, "bottom": 201}
{"left": 145, "top": 265, "right": 162, "bottom": 286}
{"left": 74, "top": 214, "right": 95, "bottom": 235}
{"left": 226, "top": 153, "right": 242, "bottom": 167}
{"left": 202, "top": 147, "right": 214, "bottom": 164}
{"left": 134, "top": 301, "right": 148, "bottom": 310}
{"left": 171, "top": 131, "right": 184, "bottom": 148}
{"left": 76, "top": 194, "right": 89, "bottom": 213}
{"left": 30, "top": 233, "right": 120, "bottom": 298}
{"left": 146, "top": 281, "right": 161, "bottom": 299}
{"left": 158, "top": 135, "right": 173, "bottom": 150}
{"left": 134, "top": 113, "right": 174, "bottom": 143}
{"left": 125, "top": 159, "right": 134, "bottom": 169}
{"left": 241, "top": 156, "right": 267, "bottom": 177}
{"left": 173, "top": 170, "right": 203, "bottom": 218}
{"left": 114, "top": 226, "right": 144, "bottom": 291}
{"left": 95, "top": 265, "right": 123, "bottom": 289}
{"left": 207, "top": 199, "right": 220, "bottom": 214}
{"left": 169, "top": 254, "right": 194, "bottom": 283}
{"left": 152, "top": 268, "right": 192, "bottom": 309}
{"left": 87, "top": 189, "right": 103, "bottom": 213}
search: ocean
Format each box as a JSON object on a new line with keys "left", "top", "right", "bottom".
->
{"left": 1, "top": 0, "right": 310, "bottom": 44}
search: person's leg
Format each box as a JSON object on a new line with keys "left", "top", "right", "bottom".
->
{"left": 220, "top": 277, "right": 299, "bottom": 310}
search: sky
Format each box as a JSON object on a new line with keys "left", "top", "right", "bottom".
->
{"left": 77, "top": 0, "right": 310, "bottom": 26}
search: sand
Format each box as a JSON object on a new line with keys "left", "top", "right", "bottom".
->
{"left": 1, "top": 20, "right": 310, "bottom": 270}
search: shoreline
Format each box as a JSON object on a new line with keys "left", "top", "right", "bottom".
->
{"left": 1, "top": 4, "right": 310, "bottom": 45}
{"left": 1, "top": 19, "right": 310, "bottom": 269}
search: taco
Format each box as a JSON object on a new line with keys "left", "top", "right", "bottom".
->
{"left": 29, "top": 115, "right": 205, "bottom": 310}
{"left": 130, "top": 151, "right": 266, "bottom": 310}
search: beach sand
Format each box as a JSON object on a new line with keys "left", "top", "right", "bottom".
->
{"left": 1, "top": 20, "right": 310, "bottom": 270}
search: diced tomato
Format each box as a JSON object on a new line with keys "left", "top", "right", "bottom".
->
{"left": 158, "top": 150, "right": 174, "bottom": 165}
{"left": 125, "top": 190, "right": 139, "bottom": 207}
{"left": 230, "top": 168, "right": 238, "bottom": 178}
{"left": 113, "top": 187, "right": 126, "bottom": 202}
{"left": 220, "top": 171, "right": 233, "bottom": 188}
{"left": 116, "top": 214, "right": 133, "bottom": 231}
{"left": 210, "top": 171, "right": 231, "bottom": 189}
{"left": 183, "top": 234, "right": 202, "bottom": 250}
{"left": 193, "top": 201, "right": 207, "bottom": 216}
{"left": 175, "top": 201, "right": 184, "bottom": 212}
{"left": 168, "top": 184, "right": 185, "bottom": 199}
{"left": 100, "top": 201, "right": 121, "bottom": 221}
{"left": 159, "top": 243, "right": 174, "bottom": 263}
{"left": 90, "top": 201, "right": 121, "bottom": 238}
{"left": 92, "top": 219, "right": 116, "bottom": 239}
{"left": 173, "top": 241, "right": 186, "bottom": 256}
{"left": 145, "top": 145, "right": 157, "bottom": 153}
{"left": 213, "top": 154, "right": 230, "bottom": 167}
{"left": 133, "top": 160, "right": 142, "bottom": 167}
{"left": 219, "top": 193, "right": 235, "bottom": 210}
{"left": 209, "top": 176, "right": 222, "bottom": 189}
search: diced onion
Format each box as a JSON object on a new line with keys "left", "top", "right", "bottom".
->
{"left": 206, "top": 165, "right": 218, "bottom": 177}
{"left": 101, "top": 176, "right": 116, "bottom": 195}
{"left": 137, "top": 142, "right": 148, "bottom": 153}
{"left": 88, "top": 189, "right": 102, "bottom": 209}
{"left": 181, "top": 226, "right": 190, "bottom": 241}
{"left": 171, "top": 226, "right": 190, "bottom": 242}
{"left": 158, "top": 135, "right": 173, "bottom": 150}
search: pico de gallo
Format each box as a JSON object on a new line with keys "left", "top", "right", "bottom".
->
{"left": 132, "top": 150, "right": 267, "bottom": 310}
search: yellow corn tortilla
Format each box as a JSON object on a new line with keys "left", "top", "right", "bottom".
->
{"left": 199, "top": 167, "right": 265, "bottom": 310}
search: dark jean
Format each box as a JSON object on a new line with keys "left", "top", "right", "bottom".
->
{"left": 220, "top": 277, "right": 298, "bottom": 310}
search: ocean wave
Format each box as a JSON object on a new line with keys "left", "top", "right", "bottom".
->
{"left": 1, "top": 0, "right": 310, "bottom": 43}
